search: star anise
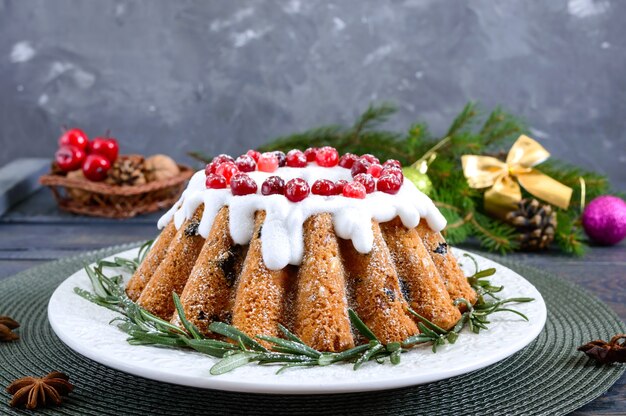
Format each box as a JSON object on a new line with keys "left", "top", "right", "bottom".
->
{"left": 6, "top": 371, "right": 74, "bottom": 409}
{"left": 578, "top": 334, "right": 626, "bottom": 364}
{"left": 0, "top": 315, "right": 19, "bottom": 342}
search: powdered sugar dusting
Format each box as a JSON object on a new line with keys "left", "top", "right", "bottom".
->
{"left": 158, "top": 165, "right": 447, "bottom": 270}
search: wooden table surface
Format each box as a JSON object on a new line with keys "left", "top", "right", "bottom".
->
{"left": 1, "top": 188, "right": 624, "bottom": 415}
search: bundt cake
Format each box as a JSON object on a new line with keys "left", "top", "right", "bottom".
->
{"left": 126, "top": 148, "right": 477, "bottom": 352}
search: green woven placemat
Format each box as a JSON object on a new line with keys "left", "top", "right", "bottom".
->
{"left": 0, "top": 244, "right": 624, "bottom": 416}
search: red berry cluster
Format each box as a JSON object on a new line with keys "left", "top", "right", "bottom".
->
{"left": 55, "top": 128, "right": 119, "bottom": 182}
{"left": 204, "top": 147, "right": 403, "bottom": 201}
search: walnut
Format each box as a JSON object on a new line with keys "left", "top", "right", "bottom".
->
{"left": 144, "top": 154, "right": 180, "bottom": 182}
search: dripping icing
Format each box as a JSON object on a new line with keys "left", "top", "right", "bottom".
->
{"left": 158, "top": 166, "right": 447, "bottom": 270}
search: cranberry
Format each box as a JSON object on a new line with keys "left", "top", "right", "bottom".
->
{"left": 353, "top": 173, "right": 375, "bottom": 193}
{"left": 89, "top": 137, "right": 119, "bottom": 163}
{"left": 215, "top": 162, "right": 239, "bottom": 183}
{"left": 273, "top": 151, "right": 287, "bottom": 167}
{"left": 334, "top": 179, "right": 348, "bottom": 195}
{"left": 315, "top": 146, "right": 339, "bottom": 167}
{"left": 284, "top": 178, "right": 310, "bottom": 202}
{"left": 311, "top": 179, "right": 336, "bottom": 196}
{"left": 206, "top": 174, "right": 227, "bottom": 189}
{"left": 342, "top": 181, "right": 366, "bottom": 199}
{"left": 212, "top": 154, "right": 235, "bottom": 165}
{"left": 360, "top": 154, "right": 380, "bottom": 165}
{"left": 55, "top": 145, "right": 86, "bottom": 172}
{"left": 304, "top": 147, "right": 317, "bottom": 162}
{"left": 381, "top": 166, "right": 404, "bottom": 182}
{"left": 246, "top": 149, "right": 261, "bottom": 162}
{"left": 383, "top": 159, "right": 402, "bottom": 169}
{"left": 261, "top": 176, "right": 285, "bottom": 195}
{"left": 230, "top": 173, "right": 258, "bottom": 195}
{"left": 235, "top": 154, "right": 256, "bottom": 172}
{"left": 351, "top": 159, "right": 371, "bottom": 176}
{"left": 205, "top": 161, "right": 219, "bottom": 176}
{"left": 82, "top": 154, "right": 111, "bottom": 181}
{"left": 377, "top": 174, "right": 402, "bottom": 194}
{"left": 338, "top": 153, "right": 359, "bottom": 169}
{"left": 59, "top": 128, "right": 89, "bottom": 151}
{"left": 286, "top": 149, "right": 307, "bottom": 167}
{"left": 367, "top": 163, "right": 383, "bottom": 178}
{"left": 257, "top": 152, "right": 279, "bottom": 172}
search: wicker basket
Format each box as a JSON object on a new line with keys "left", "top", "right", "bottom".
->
{"left": 39, "top": 163, "right": 195, "bottom": 218}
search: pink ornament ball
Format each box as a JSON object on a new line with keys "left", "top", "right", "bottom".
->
{"left": 581, "top": 196, "right": 626, "bottom": 246}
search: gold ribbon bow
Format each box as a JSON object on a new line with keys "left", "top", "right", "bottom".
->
{"left": 461, "top": 135, "right": 573, "bottom": 218}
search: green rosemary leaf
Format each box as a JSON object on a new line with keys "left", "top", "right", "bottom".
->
{"left": 276, "top": 362, "right": 319, "bottom": 374}
{"left": 85, "top": 266, "right": 109, "bottom": 298}
{"left": 255, "top": 353, "right": 316, "bottom": 364}
{"left": 137, "top": 240, "right": 154, "bottom": 264}
{"left": 171, "top": 292, "right": 203, "bottom": 340}
{"left": 403, "top": 334, "right": 439, "bottom": 346}
{"left": 126, "top": 332, "right": 187, "bottom": 347}
{"left": 492, "top": 308, "right": 529, "bottom": 321}
{"left": 407, "top": 307, "right": 448, "bottom": 334}
{"left": 386, "top": 342, "right": 401, "bottom": 352}
{"left": 138, "top": 308, "right": 187, "bottom": 336}
{"left": 353, "top": 343, "right": 384, "bottom": 370}
{"left": 256, "top": 335, "right": 321, "bottom": 359}
{"left": 327, "top": 344, "right": 370, "bottom": 364}
{"left": 348, "top": 309, "right": 378, "bottom": 341}
{"left": 278, "top": 324, "right": 307, "bottom": 345}
{"left": 209, "top": 322, "right": 268, "bottom": 352}
{"left": 182, "top": 338, "right": 235, "bottom": 358}
{"left": 210, "top": 352, "right": 256, "bottom": 375}
{"left": 473, "top": 268, "right": 496, "bottom": 279}
{"left": 390, "top": 349, "right": 402, "bottom": 365}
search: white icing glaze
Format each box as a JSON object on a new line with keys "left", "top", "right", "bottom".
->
{"left": 157, "top": 165, "right": 447, "bottom": 270}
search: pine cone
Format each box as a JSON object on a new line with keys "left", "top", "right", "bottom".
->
{"left": 106, "top": 155, "right": 147, "bottom": 186}
{"left": 506, "top": 198, "right": 557, "bottom": 251}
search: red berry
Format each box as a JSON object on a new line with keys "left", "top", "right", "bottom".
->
{"left": 304, "top": 147, "right": 317, "bottom": 162}
{"left": 334, "top": 179, "right": 348, "bottom": 195}
{"left": 367, "top": 163, "right": 383, "bottom": 178}
{"left": 212, "top": 154, "right": 235, "bottom": 164}
{"left": 315, "top": 146, "right": 339, "bottom": 167}
{"left": 205, "top": 174, "right": 227, "bottom": 189}
{"left": 230, "top": 173, "right": 258, "bottom": 195}
{"left": 82, "top": 154, "right": 111, "bottom": 181}
{"left": 284, "top": 178, "right": 310, "bottom": 202}
{"left": 59, "top": 128, "right": 89, "bottom": 150}
{"left": 257, "top": 152, "right": 279, "bottom": 172}
{"left": 381, "top": 166, "right": 404, "bottom": 182}
{"left": 235, "top": 155, "right": 256, "bottom": 172}
{"left": 383, "top": 159, "right": 401, "bottom": 169}
{"left": 286, "top": 149, "right": 307, "bottom": 167}
{"left": 215, "top": 162, "right": 239, "bottom": 183}
{"left": 55, "top": 145, "right": 86, "bottom": 171}
{"left": 205, "top": 161, "right": 219, "bottom": 176}
{"left": 353, "top": 173, "right": 375, "bottom": 193}
{"left": 360, "top": 154, "right": 380, "bottom": 165}
{"left": 246, "top": 149, "right": 261, "bottom": 162}
{"left": 377, "top": 174, "right": 402, "bottom": 194}
{"left": 261, "top": 176, "right": 285, "bottom": 195}
{"left": 311, "top": 179, "right": 336, "bottom": 196}
{"left": 351, "top": 159, "right": 371, "bottom": 176}
{"left": 338, "top": 153, "right": 359, "bottom": 169}
{"left": 273, "top": 151, "right": 287, "bottom": 167}
{"left": 342, "top": 181, "right": 366, "bottom": 199}
{"left": 89, "top": 137, "right": 119, "bottom": 163}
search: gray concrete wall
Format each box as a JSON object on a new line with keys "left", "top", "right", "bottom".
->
{"left": 1, "top": 0, "right": 624, "bottom": 189}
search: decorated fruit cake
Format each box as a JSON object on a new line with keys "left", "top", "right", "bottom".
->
{"left": 126, "top": 147, "right": 477, "bottom": 352}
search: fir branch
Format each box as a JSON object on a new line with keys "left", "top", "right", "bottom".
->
{"left": 446, "top": 102, "right": 479, "bottom": 138}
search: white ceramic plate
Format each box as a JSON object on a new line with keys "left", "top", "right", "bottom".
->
{"left": 48, "top": 247, "right": 546, "bottom": 394}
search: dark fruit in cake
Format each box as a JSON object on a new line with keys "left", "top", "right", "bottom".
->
{"left": 311, "top": 179, "right": 336, "bottom": 196}
{"left": 261, "top": 176, "right": 285, "bottom": 195}
{"left": 206, "top": 174, "right": 227, "bottom": 189}
{"left": 377, "top": 174, "right": 402, "bottom": 194}
{"left": 285, "top": 178, "right": 310, "bottom": 202}
{"left": 230, "top": 173, "right": 257, "bottom": 195}
{"left": 82, "top": 154, "right": 111, "bottom": 181}
{"left": 315, "top": 146, "right": 339, "bottom": 167}
{"left": 342, "top": 181, "right": 366, "bottom": 199}
{"left": 286, "top": 150, "right": 307, "bottom": 167}
{"left": 59, "top": 128, "right": 89, "bottom": 150}
{"left": 258, "top": 153, "right": 279, "bottom": 173}
{"left": 353, "top": 173, "right": 375, "bottom": 193}
{"left": 55, "top": 145, "right": 86, "bottom": 172}
{"left": 235, "top": 155, "right": 256, "bottom": 172}
{"left": 89, "top": 137, "right": 119, "bottom": 163}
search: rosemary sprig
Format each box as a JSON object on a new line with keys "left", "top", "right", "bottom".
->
{"left": 75, "top": 244, "right": 535, "bottom": 375}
